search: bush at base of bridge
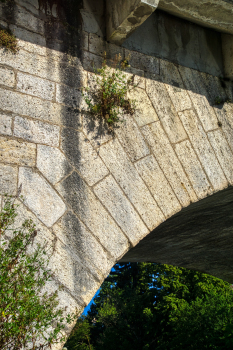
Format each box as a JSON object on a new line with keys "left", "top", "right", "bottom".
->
{"left": 0, "top": 196, "right": 76, "bottom": 350}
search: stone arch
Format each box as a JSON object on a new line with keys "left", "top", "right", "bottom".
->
{"left": 0, "top": 0, "right": 233, "bottom": 345}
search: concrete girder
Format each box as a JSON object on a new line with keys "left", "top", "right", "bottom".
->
{"left": 106, "top": 0, "right": 159, "bottom": 45}
{"left": 222, "top": 33, "right": 233, "bottom": 79}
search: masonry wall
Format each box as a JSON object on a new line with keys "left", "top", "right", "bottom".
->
{"left": 1, "top": 0, "right": 233, "bottom": 346}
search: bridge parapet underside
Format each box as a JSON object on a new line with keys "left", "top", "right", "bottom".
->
{"left": 0, "top": 0, "right": 233, "bottom": 345}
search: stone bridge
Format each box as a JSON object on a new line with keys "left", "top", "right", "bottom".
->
{"left": 0, "top": 0, "right": 233, "bottom": 344}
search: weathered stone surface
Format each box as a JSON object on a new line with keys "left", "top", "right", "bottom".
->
{"left": 94, "top": 175, "right": 149, "bottom": 245}
{"left": 18, "top": 167, "right": 66, "bottom": 227}
{"left": 61, "top": 128, "right": 109, "bottom": 186}
{"left": 128, "top": 87, "right": 158, "bottom": 127}
{"left": 53, "top": 211, "right": 114, "bottom": 278}
{"left": 82, "top": 113, "right": 113, "bottom": 148}
{"left": 37, "top": 145, "right": 73, "bottom": 185}
{"left": 135, "top": 154, "right": 181, "bottom": 218}
{"left": 99, "top": 138, "right": 164, "bottom": 230}
{"left": 160, "top": 60, "right": 192, "bottom": 112}
{"left": 0, "top": 114, "right": 12, "bottom": 136}
{"left": 178, "top": 109, "right": 228, "bottom": 191}
{"left": 116, "top": 115, "right": 150, "bottom": 162}
{"left": 14, "top": 116, "right": 60, "bottom": 147}
{"left": 56, "top": 171, "right": 130, "bottom": 259}
{"left": 175, "top": 140, "right": 213, "bottom": 199}
{"left": 56, "top": 84, "right": 86, "bottom": 110}
{"left": 222, "top": 34, "right": 233, "bottom": 79}
{"left": 0, "top": 66, "right": 15, "bottom": 88}
{"left": 179, "top": 66, "right": 218, "bottom": 131}
{"left": 82, "top": 51, "right": 103, "bottom": 72}
{"left": 89, "top": 33, "right": 124, "bottom": 58}
{"left": 0, "top": 164, "right": 17, "bottom": 195}
{"left": 17, "top": 72, "right": 55, "bottom": 101}
{"left": 0, "top": 88, "right": 82, "bottom": 129}
{"left": 216, "top": 104, "right": 233, "bottom": 155}
{"left": 0, "top": 136, "right": 36, "bottom": 166}
{"left": 141, "top": 122, "right": 197, "bottom": 206}
{"left": 207, "top": 129, "right": 233, "bottom": 185}
{"left": 107, "top": 0, "right": 159, "bottom": 44}
{"left": 125, "top": 49, "right": 160, "bottom": 74}
{"left": 146, "top": 79, "right": 187, "bottom": 143}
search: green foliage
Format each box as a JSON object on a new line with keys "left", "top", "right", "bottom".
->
{"left": 0, "top": 196, "right": 76, "bottom": 350}
{"left": 0, "top": 28, "right": 18, "bottom": 53}
{"left": 82, "top": 54, "right": 137, "bottom": 132}
{"left": 66, "top": 263, "right": 233, "bottom": 350}
{"left": 65, "top": 316, "right": 94, "bottom": 350}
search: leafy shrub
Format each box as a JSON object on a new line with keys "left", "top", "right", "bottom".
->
{"left": 0, "top": 196, "right": 76, "bottom": 350}
{"left": 82, "top": 54, "right": 137, "bottom": 132}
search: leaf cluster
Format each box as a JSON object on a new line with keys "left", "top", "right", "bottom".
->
{"left": 82, "top": 54, "right": 137, "bottom": 132}
{"left": 0, "top": 196, "right": 76, "bottom": 350}
{"left": 0, "top": 29, "right": 18, "bottom": 53}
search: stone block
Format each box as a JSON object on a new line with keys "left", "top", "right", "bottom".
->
{"left": 17, "top": 72, "right": 55, "bottom": 101}
{"left": 82, "top": 113, "right": 113, "bottom": 149}
{"left": 222, "top": 34, "right": 233, "bottom": 79}
{"left": 0, "top": 88, "right": 82, "bottom": 129}
{"left": 0, "top": 114, "right": 12, "bottom": 136}
{"left": 0, "top": 66, "right": 15, "bottom": 88}
{"left": 13, "top": 4, "right": 44, "bottom": 35}
{"left": 107, "top": 0, "right": 159, "bottom": 45}
{"left": 10, "top": 24, "right": 46, "bottom": 50}
{"left": 56, "top": 84, "right": 86, "bottom": 110}
{"left": 178, "top": 109, "right": 228, "bottom": 191}
{"left": 125, "top": 49, "right": 159, "bottom": 74}
{"left": 215, "top": 104, "right": 233, "bottom": 154}
{"left": 127, "top": 87, "right": 158, "bottom": 126}
{"left": 0, "top": 136, "right": 36, "bottom": 166}
{"left": 61, "top": 128, "right": 109, "bottom": 186}
{"left": 53, "top": 211, "right": 114, "bottom": 278}
{"left": 94, "top": 175, "right": 149, "bottom": 245}
{"left": 160, "top": 60, "right": 192, "bottom": 112}
{"left": 116, "top": 115, "right": 150, "bottom": 162}
{"left": 14, "top": 116, "right": 60, "bottom": 147}
{"left": 99, "top": 138, "right": 164, "bottom": 230}
{"left": 179, "top": 65, "right": 219, "bottom": 131}
{"left": 56, "top": 171, "right": 130, "bottom": 259}
{"left": 208, "top": 129, "right": 233, "bottom": 185}
{"left": 37, "top": 145, "right": 73, "bottom": 185}
{"left": 135, "top": 154, "right": 181, "bottom": 218}
{"left": 175, "top": 140, "right": 213, "bottom": 199}
{"left": 146, "top": 78, "right": 187, "bottom": 143}
{"left": 82, "top": 51, "right": 103, "bottom": 72}
{"left": 18, "top": 167, "right": 66, "bottom": 227}
{"left": 141, "top": 122, "right": 197, "bottom": 206}
{"left": 0, "top": 164, "right": 17, "bottom": 195}
{"left": 89, "top": 33, "right": 124, "bottom": 59}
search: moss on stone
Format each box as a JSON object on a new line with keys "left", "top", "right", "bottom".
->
{"left": 0, "top": 28, "right": 18, "bottom": 53}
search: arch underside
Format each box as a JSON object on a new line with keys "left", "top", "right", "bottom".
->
{"left": 121, "top": 186, "right": 233, "bottom": 283}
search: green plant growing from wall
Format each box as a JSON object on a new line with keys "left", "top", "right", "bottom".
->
{"left": 82, "top": 54, "right": 137, "bottom": 132}
{"left": 0, "top": 195, "right": 77, "bottom": 350}
{"left": 0, "top": 28, "right": 18, "bottom": 53}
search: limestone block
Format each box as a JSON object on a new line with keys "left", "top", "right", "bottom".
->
{"left": 53, "top": 211, "right": 114, "bottom": 278}
{"left": 160, "top": 60, "right": 192, "bottom": 112}
{"left": 107, "top": 0, "right": 159, "bottom": 44}
{"left": 37, "top": 145, "right": 73, "bottom": 185}
{"left": 116, "top": 115, "right": 150, "bottom": 162}
{"left": 179, "top": 66, "right": 218, "bottom": 131}
{"left": 222, "top": 34, "right": 233, "bottom": 79}
{"left": 56, "top": 171, "right": 130, "bottom": 259}
{"left": 146, "top": 79, "right": 187, "bottom": 143}
{"left": 216, "top": 103, "right": 233, "bottom": 154}
{"left": 208, "top": 129, "right": 233, "bottom": 185}
{"left": 0, "top": 49, "right": 85, "bottom": 87}
{"left": 0, "top": 136, "right": 36, "bottom": 166}
{"left": 125, "top": 49, "right": 160, "bottom": 75}
{"left": 0, "top": 88, "right": 82, "bottom": 129}
{"left": 0, "top": 164, "right": 17, "bottom": 195}
{"left": 89, "top": 33, "right": 124, "bottom": 59}
{"left": 13, "top": 3, "right": 44, "bottom": 35}
{"left": 56, "top": 84, "right": 86, "bottom": 110}
{"left": 14, "top": 116, "right": 60, "bottom": 147}
{"left": 175, "top": 140, "right": 213, "bottom": 199}
{"left": 141, "top": 122, "right": 197, "bottom": 206}
{"left": 178, "top": 109, "right": 228, "bottom": 191}
{"left": 0, "top": 114, "right": 12, "bottom": 136}
{"left": 17, "top": 72, "right": 55, "bottom": 101}
{"left": 10, "top": 25, "right": 46, "bottom": 51}
{"left": 61, "top": 128, "right": 109, "bottom": 186}
{"left": 0, "top": 66, "right": 15, "bottom": 88}
{"left": 82, "top": 113, "right": 113, "bottom": 148}
{"left": 135, "top": 154, "right": 181, "bottom": 218}
{"left": 127, "top": 87, "right": 158, "bottom": 126}
{"left": 82, "top": 31, "right": 89, "bottom": 51}
{"left": 99, "top": 138, "right": 165, "bottom": 230}
{"left": 82, "top": 51, "right": 103, "bottom": 72}
{"left": 18, "top": 167, "right": 66, "bottom": 227}
{"left": 94, "top": 175, "right": 149, "bottom": 245}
